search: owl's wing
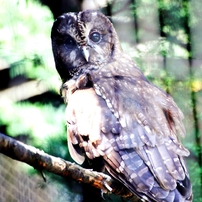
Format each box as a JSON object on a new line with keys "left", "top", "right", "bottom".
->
{"left": 65, "top": 61, "right": 192, "bottom": 201}
{"left": 66, "top": 87, "right": 120, "bottom": 164}
{"left": 90, "top": 61, "right": 191, "bottom": 200}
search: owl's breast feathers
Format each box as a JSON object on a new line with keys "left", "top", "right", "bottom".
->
{"left": 62, "top": 55, "right": 192, "bottom": 202}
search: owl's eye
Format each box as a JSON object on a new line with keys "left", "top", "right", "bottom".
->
{"left": 89, "top": 32, "right": 101, "bottom": 43}
{"left": 64, "top": 36, "right": 76, "bottom": 49}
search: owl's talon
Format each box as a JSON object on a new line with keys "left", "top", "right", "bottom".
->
{"left": 100, "top": 189, "right": 106, "bottom": 199}
{"left": 103, "top": 181, "right": 113, "bottom": 192}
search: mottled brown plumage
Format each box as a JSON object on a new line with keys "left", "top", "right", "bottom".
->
{"left": 51, "top": 10, "right": 192, "bottom": 201}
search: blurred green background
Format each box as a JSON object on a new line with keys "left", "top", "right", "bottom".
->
{"left": 0, "top": 0, "right": 201, "bottom": 201}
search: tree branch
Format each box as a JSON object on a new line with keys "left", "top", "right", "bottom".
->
{"left": 0, "top": 132, "right": 136, "bottom": 200}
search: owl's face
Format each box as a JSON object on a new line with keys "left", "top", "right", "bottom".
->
{"left": 51, "top": 10, "right": 120, "bottom": 82}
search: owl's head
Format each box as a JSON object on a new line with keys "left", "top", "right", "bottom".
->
{"left": 51, "top": 10, "right": 121, "bottom": 82}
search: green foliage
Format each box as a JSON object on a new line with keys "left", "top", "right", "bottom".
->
{"left": 0, "top": 0, "right": 65, "bottom": 155}
{"left": 0, "top": 101, "right": 66, "bottom": 148}
{"left": 0, "top": 0, "right": 60, "bottom": 87}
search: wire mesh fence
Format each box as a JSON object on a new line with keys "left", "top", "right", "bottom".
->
{"left": 0, "top": 154, "right": 59, "bottom": 202}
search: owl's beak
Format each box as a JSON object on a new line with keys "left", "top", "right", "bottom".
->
{"left": 81, "top": 46, "right": 90, "bottom": 62}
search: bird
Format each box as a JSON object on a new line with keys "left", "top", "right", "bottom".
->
{"left": 51, "top": 10, "right": 193, "bottom": 202}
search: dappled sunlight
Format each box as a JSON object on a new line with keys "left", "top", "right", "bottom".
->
{"left": 0, "top": 0, "right": 201, "bottom": 201}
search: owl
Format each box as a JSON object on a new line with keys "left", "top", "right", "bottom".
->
{"left": 51, "top": 10, "right": 193, "bottom": 202}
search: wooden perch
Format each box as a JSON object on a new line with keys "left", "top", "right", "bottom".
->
{"left": 0, "top": 132, "right": 136, "bottom": 200}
